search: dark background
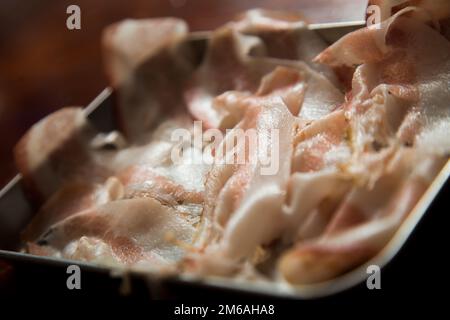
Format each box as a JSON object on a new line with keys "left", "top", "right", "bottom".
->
{"left": 0, "top": 0, "right": 367, "bottom": 186}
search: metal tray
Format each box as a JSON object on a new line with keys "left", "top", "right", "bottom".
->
{"left": 1, "top": 23, "right": 449, "bottom": 300}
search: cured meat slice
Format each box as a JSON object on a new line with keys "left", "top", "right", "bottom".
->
{"left": 369, "top": 0, "right": 450, "bottom": 23}
{"left": 283, "top": 109, "right": 352, "bottom": 243}
{"left": 22, "top": 177, "right": 123, "bottom": 242}
{"left": 29, "top": 198, "right": 199, "bottom": 270}
{"left": 195, "top": 98, "right": 295, "bottom": 266}
{"left": 103, "top": 18, "right": 189, "bottom": 87}
{"left": 14, "top": 107, "right": 112, "bottom": 204}
{"left": 188, "top": 61, "right": 343, "bottom": 130}
{"left": 279, "top": 150, "right": 445, "bottom": 284}
{"left": 185, "top": 10, "right": 342, "bottom": 129}
{"left": 279, "top": 9, "right": 450, "bottom": 284}
{"left": 103, "top": 18, "right": 194, "bottom": 141}
{"left": 184, "top": 27, "right": 275, "bottom": 129}
{"left": 316, "top": 10, "right": 450, "bottom": 171}
{"left": 234, "top": 9, "right": 337, "bottom": 80}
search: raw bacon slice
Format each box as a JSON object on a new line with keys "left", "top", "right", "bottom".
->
{"left": 103, "top": 18, "right": 189, "bottom": 87}
{"left": 195, "top": 98, "right": 295, "bottom": 266}
{"left": 316, "top": 10, "right": 450, "bottom": 165}
{"left": 279, "top": 9, "right": 450, "bottom": 284}
{"left": 14, "top": 107, "right": 112, "bottom": 204}
{"left": 284, "top": 171, "right": 351, "bottom": 244}
{"left": 22, "top": 177, "right": 124, "bottom": 242}
{"left": 256, "top": 62, "right": 343, "bottom": 121}
{"left": 279, "top": 150, "right": 445, "bottom": 284}
{"left": 103, "top": 18, "right": 194, "bottom": 141}
{"left": 185, "top": 10, "right": 342, "bottom": 130}
{"left": 369, "top": 0, "right": 450, "bottom": 24}
{"left": 118, "top": 166, "right": 203, "bottom": 205}
{"left": 184, "top": 27, "right": 276, "bottom": 129}
{"left": 234, "top": 9, "right": 337, "bottom": 81}
{"left": 30, "top": 198, "right": 199, "bottom": 270}
{"left": 188, "top": 61, "right": 343, "bottom": 130}
{"left": 291, "top": 109, "right": 350, "bottom": 173}
{"left": 282, "top": 109, "right": 351, "bottom": 242}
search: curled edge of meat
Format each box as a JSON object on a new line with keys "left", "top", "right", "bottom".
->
{"left": 184, "top": 9, "right": 340, "bottom": 131}
{"left": 315, "top": 5, "right": 449, "bottom": 68}
{"left": 102, "top": 18, "right": 196, "bottom": 141}
{"left": 14, "top": 107, "right": 111, "bottom": 205}
{"left": 102, "top": 18, "right": 189, "bottom": 87}
{"left": 279, "top": 151, "right": 446, "bottom": 285}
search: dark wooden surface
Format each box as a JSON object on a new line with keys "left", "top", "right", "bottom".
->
{"left": 0, "top": 0, "right": 367, "bottom": 187}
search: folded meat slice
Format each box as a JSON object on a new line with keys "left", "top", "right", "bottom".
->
{"left": 316, "top": 10, "right": 450, "bottom": 169}
{"left": 116, "top": 165, "right": 205, "bottom": 229}
{"left": 103, "top": 18, "right": 194, "bottom": 141}
{"left": 184, "top": 27, "right": 275, "bottom": 129}
{"left": 185, "top": 10, "right": 342, "bottom": 130}
{"left": 369, "top": 0, "right": 450, "bottom": 24}
{"left": 118, "top": 166, "right": 202, "bottom": 205}
{"left": 188, "top": 61, "right": 343, "bottom": 130}
{"left": 103, "top": 18, "right": 189, "bottom": 87}
{"left": 192, "top": 98, "right": 295, "bottom": 269}
{"left": 29, "top": 198, "right": 199, "bottom": 270}
{"left": 234, "top": 9, "right": 338, "bottom": 82}
{"left": 283, "top": 109, "right": 352, "bottom": 242}
{"left": 291, "top": 109, "right": 350, "bottom": 173}
{"left": 278, "top": 9, "right": 450, "bottom": 284}
{"left": 14, "top": 107, "right": 112, "bottom": 204}
{"left": 284, "top": 171, "right": 350, "bottom": 241}
{"left": 256, "top": 62, "right": 343, "bottom": 121}
{"left": 279, "top": 149, "right": 446, "bottom": 284}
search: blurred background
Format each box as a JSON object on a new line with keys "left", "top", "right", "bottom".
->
{"left": 0, "top": 0, "right": 367, "bottom": 187}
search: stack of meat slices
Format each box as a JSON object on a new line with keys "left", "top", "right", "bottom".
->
{"left": 15, "top": 2, "right": 450, "bottom": 285}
